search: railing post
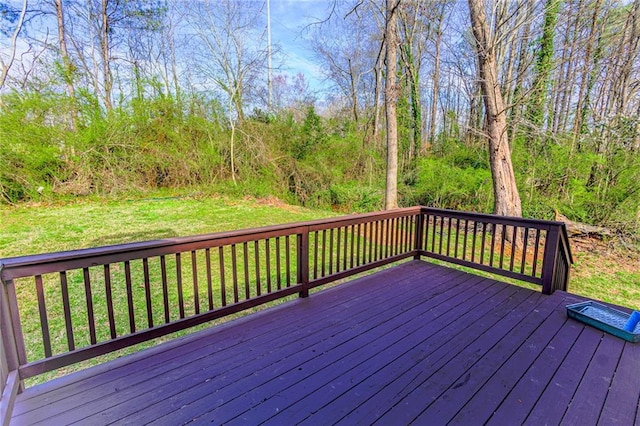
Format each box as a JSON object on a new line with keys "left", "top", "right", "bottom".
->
{"left": 1, "top": 279, "right": 24, "bottom": 425}
{"left": 297, "top": 230, "right": 310, "bottom": 298}
{"left": 414, "top": 210, "right": 424, "bottom": 260}
{"left": 541, "top": 226, "right": 560, "bottom": 295}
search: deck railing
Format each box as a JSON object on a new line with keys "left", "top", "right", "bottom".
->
{"left": 418, "top": 208, "right": 573, "bottom": 294}
{"left": 0, "top": 206, "right": 571, "bottom": 412}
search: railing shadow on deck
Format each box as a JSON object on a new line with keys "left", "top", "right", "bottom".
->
{"left": 0, "top": 206, "right": 572, "bottom": 423}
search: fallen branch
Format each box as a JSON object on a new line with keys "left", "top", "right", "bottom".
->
{"left": 555, "top": 210, "right": 613, "bottom": 238}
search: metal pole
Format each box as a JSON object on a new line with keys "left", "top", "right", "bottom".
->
{"left": 267, "top": 0, "right": 272, "bottom": 110}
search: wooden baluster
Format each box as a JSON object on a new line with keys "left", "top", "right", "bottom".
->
{"left": 83, "top": 268, "right": 97, "bottom": 345}
{"left": 454, "top": 218, "right": 460, "bottom": 259}
{"left": 313, "top": 231, "right": 319, "bottom": 279}
{"left": 143, "top": 258, "right": 154, "bottom": 326}
{"left": 384, "top": 220, "right": 390, "bottom": 258}
{"left": 35, "top": 275, "right": 52, "bottom": 357}
{"left": 205, "top": 248, "right": 214, "bottom": 311}
{"left": 499, "top": 224, "right": 507, "bottom": 269}
{"left": 520, "top": 228, "right": 530, "bottom": 274}
{"left": 160, "top": 256, "right": 170, "bottom": 322}
{"left": 356, "top": 223, "right": 362, "bottom": 267}
{"left": 175, "top": 254, "right": 185, "bottom": 318}
{"left": 265, "top": 239, "right": 272, "bottom": 293}
{"left": 219, "top": 247, "right": 227, "bottom": 306}
{"left": 343, "top": 226, "right": 348, "bottom": 271}
{"left": 471, "top": 221, "right": 478, "bottom": 263}
{"left": 509, "top": 226, "right": 518, "bottom": 272}
{"left": 446, "top": 217, "right": 452, "bottom": 257}
{"left": 60, "top": 271, "right": 76, "bottom": 349}
{"left": 367, "top": 222, "right": 373, "bottom": 264}
{"left": 349, "top": 225, "right": 355, "bottom": 269}
{"left": 329, "top": 229, "right": 334, "bottom": 274}
{"left": 480, "top": 223, "right": 487, "bottom": 264}
{"left": 285, "top": 235, "right": 291, "bottom": 287}
{"left": 462, "top": 220, "right": 469, "bottom": 261}
{"left": 489, "top": 224, "right": 497, "bottom": 267}
{"left": 254, "top": 241, "right": 261, "bottom": 296}
{"left": 321, "top": 230, "right": 326, "bottom": 277}
{"left": 336, "top": 227, "right": 341, "bottom": 272}
{"left": 275, "top": 237, "right": 282, "bottom": 290}
{"left": 124, "top": 260, "right": 136, "bottom": 333}
{"left": 243, "top": 243, "right": 250, "bottom": 299}
{"left": 190, "top": 251, "right": 199, "bottom": 315}
{"left": 532, "top": 229, "right": 542, "bottom": 277}
{"left": 231, "top": 245, "right": 239, "bottom": 303}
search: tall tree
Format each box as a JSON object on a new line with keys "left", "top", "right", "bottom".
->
{"left": 397, "top": 0, "right": 427, "bottom": 159}
{"left": 185, "top": 0, "right": 268, "bottom": 183}
{"left": 527, "top": 0, "right": 561, "bottom": 129}
{"left": 54, "top": 0, "right": 77, "bottom": 127}
{"left": 310, "top": 1, "right": 381, "bottom": 126}
{"left": 426, "top": 1, "right": 447, "bottom": 147}
{"left": 468, "top": 0, "right": 522, "bottom": 218}
{"left": 385, "top": 0, "right": 400, "bottom": 210}
{"left": 0, "top": 0, "right": 28, "bottom": 92}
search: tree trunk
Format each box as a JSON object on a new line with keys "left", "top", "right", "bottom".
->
{"left": 0, "top": 0, "right": 28, "bottom": 92}
{"left": 468, "top": 0, "right": 522, "bottom": 218}
{"left": 54, "top": 0, "right": 77, "bottom": 129}
{"left": 572, "top": 0, "right": 603, "bottom": 140}
{"left": 527, "top": 0, "right": 560, "bottom": 130}
{"left": 509, "top": 0, "right": 534, "bottom": 131}
{"left": 100, "top": 0, "right": 113, "bottom": 110}
{"left": 373, "top": 55, "right": 383, "bottom": 147}
{"left": 385, "top": 0, "right": 400, "bottom": 210}
{"left": 428, "top": 5, "right": 444, "bottom": 147}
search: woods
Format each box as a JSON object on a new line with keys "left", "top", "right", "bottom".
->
{"left": 0, "top": 0, "right": 639, "bottom": 235}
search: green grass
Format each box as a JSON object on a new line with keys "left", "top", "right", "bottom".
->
{"left": 2, "top": 193, "right": 639, "bottom": 387}
{"left": 1, "top": 192, "right": 336, "bottom": 386}
{"left": 569, "top": 242, "right": 640, "bottom": 311}
{"left": 0, "top": 193, "right": 332, "bottom": 258}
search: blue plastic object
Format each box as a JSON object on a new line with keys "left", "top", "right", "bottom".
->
{"left": 566, "top": 301, "right": 640, "bottom": 343}
{"left": 624, "top": 311, "right": 640, "bottom": 332}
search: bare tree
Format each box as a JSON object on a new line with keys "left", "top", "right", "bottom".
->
{"left": 310, "top": 0, "right": 381, "bottom": 126}
{"left": 0, "top": 0, "right": 28, "bottom": 92}
{"left": 385, "top": 0, "right": 400, "bottom": 210}
{"left": 54, "top": 0, "right": 77, "bottom": 127}
{"left": 185, "top": 0, "right": 267, "bottom": 183}
{"left": 468, "top": 0, "right": 522, "bottom": 218}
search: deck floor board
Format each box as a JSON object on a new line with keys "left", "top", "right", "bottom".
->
{"left": 11, "top": 260, "right": 640, "bottom": 425}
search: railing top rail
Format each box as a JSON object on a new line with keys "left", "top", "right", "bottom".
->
{"left": 421, "top": 207, "right": 567, "bottom": 229}
{"left": 0, "top": 206, "right": 422, "bottom": 281}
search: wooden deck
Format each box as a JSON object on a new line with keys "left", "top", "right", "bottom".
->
{"left": 10, "top": 260, "right": 640, "bottom": 425}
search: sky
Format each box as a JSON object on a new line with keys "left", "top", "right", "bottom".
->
{"left": 266, "top": 0, "right": 335, "bottom": 93}
{"left": 1, "top": 0, "right": 337, "bottom": 98}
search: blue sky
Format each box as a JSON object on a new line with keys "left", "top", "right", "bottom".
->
{"left": 267, "top": 0, "right": 334, "bottom": 92}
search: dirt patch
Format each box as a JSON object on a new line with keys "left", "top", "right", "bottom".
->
{"left": 244, "top": 195, "right": 307, "bottom": 213}
{"left": 570, "top": 235, "right": 640, "bottom": 276}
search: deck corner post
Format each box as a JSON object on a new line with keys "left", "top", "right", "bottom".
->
{"left": 413, "top": 210, "right": 425, "bottom": 260}
{"left": 1, "top": 277, "right": 25, "bottom": 426}
{"left": 541, "top": 226, "right": 560, "bottom": 295}
{"left": 297, "top": 231, "right": 310, "bottom": 298}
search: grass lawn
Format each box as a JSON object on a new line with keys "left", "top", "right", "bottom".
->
{"left": 0, "top": 193, "right": 333, "bottom": 258}
{"left": 0, "top": 193, "right": 337, "bottom": 385}
{"left": 1, "top": 193, "right": 639, "bottom": 385}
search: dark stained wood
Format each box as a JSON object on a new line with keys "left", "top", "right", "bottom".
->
{"left": 9, "top": 261, "right": 638, "bottom": 426}
{"left": 59, "top": 271, "right": 76, "bottom": 349}
{"left": 0, "top": 207, "right": 573, "bottom": 391}
{"left": 34, "top": 275, "right": 51, "bottom": 358}
{"left": 600, "top": 341, "right": 640, "bottom": 425}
